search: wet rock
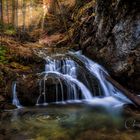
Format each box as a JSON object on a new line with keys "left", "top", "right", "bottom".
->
{"left": 0, "top": 43, "right": 46, "bottom": 106}
{"left": 16, "top": 75, "right": 40, "bottom": 106}
{"left": 0, "top": 102, "right": 16, "bottom": 110}
{"left": 73, "top": 0, "right": 140, "bottom": 92}
{"left": 0, "top": 95, "right": 5, "bottom": 102}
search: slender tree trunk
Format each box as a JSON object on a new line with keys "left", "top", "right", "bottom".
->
{"left": 0, "top": 0, "right": 3, "bottom": 24}
{"left": 6, "top": 0, "right": 9, "bottom": 24}
{"left": 29, "top": 0, "right": 33, "bottom": 23}
{"left": 0, "top": 0, "right": 3, "bottom": 46}
{"left": 12, "top": 0, "right": 15, "bottom": 25}
{"left": 15, "top": 0, "right": 18, "bottom": 28}
{"left": 42, "top": 0, "right": 48, "bottom": 30}
{"left": 22, "top": 0, "right": 26, "bottom": 32}
{"left": 29, "top": 0, "right": 34, "bottom": 31}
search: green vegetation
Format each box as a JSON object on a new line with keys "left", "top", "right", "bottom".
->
{"left": 0, "top": 45, "right": 8, "bottom": 64}
{"left": 4, "top": 24, "right": 16, "bottom": 35}
{"left": 0, "top": 22, "right": 4, "bottom": 30}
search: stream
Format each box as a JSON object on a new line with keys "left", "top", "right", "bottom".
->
{"left": 0, "top": 104, "right": 140, "bottom": 140}
{"left": 0, "top": 51, "right": 140, "bottom": 140}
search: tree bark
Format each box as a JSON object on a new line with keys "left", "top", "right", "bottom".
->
{"left": 106, "top": 75, "right": 140, "bottom": 107}
{"left": 15, "top": 0, "right": 18, "bottom": 28}
{"left": 12, "top": 0, "right": 15, "bottom": 25}
{"left": 0, "top": 0, "right": 3, "bottom": 46}
{"left": 0, "top": 0, "right": 3, "bottom": 23}
{"left": 6, "top": 0, "right": 9, "bottom": 24}
{"left": 22, "top": 0, "right": 26, "bottom": 32}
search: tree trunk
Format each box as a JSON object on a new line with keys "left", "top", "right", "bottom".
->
{"left": 106, "top": 76, "right": 140, "bottom": 107}
{"left": 12, "top": 0, "right": 15, "bottom": 25}
{"left": 0, "top": 0, "right": 3, "bottom": 24}
{"left": 0, "top": 0, "right": 3, "bottom": 46}
{"left": 6, "top": 0, "right": 9, "bottom": 24}
{"left": 22, "top": 0, "right": 26, "bottom": 32}
{"left": 15, "top": 0, "right": 18, "bottom": 28}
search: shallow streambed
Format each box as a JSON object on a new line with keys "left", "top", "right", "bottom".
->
{"left": 0, "top": 103, "right": 140, "bottom": 140}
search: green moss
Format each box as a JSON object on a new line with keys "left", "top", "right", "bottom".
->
{"left": 0, "top": 45, "right": 8, "bottom": 64}
{"left": 4, "top": 24, "right": 16, "bottom": 35}
{"left": 0, "top": 22, "right": 4, "bottom": 30}
{"left": 10, "top": 62, "right": 31, "bottom": 71}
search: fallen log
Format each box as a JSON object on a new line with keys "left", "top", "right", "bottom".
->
{"left": 106, "top": 76, "right": 140, "bottom": 107}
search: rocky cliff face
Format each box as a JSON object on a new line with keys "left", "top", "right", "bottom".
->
{"left": 76, "top": 0, "right": 140, "bottom": 92}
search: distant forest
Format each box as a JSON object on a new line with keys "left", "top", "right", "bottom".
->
{"left": 0, "top": 0, "right": 48, "bottom": 32}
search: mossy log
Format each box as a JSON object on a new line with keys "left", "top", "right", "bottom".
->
{"left": 106, "top": 76, "right": 140, "bottom": 107}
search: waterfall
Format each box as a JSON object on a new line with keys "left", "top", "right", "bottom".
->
{"left": 36, "top": 51, "right": 131, "bottom": 106}
{"left": 36, "top": 65, "right": 93, "bottom": 105}
{"left": 12, "top": 82, "right": 22, "bottom": 108}
{"left": 71, "top": 52, "right": 131, "bottom": 102}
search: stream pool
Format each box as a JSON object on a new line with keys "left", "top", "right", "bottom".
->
{"left": 0, "top": 103, "right": 140, "bottom": 140}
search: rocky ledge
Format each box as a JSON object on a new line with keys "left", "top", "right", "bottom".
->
{"left": 73, "top": 0, "right": 140, "bottom": 92}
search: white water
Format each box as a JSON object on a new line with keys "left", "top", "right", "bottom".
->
{"left": 72, "top": 52, "right": 131, "bottom": 103}
{"left": 36, "top": 51, "right": 131, "bottom": 106}
{"left": 12, "top": 82, "right": 22, "bottom": 108}
{"left": 36, "top": 71, "right": 93, "bottom": 105}
{"left": 12, "top": 51, "right": 131, "bottom": 107}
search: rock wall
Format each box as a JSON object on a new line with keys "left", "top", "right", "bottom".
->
{"left": 76, "top": 0, "right": 140, "bottom": 92}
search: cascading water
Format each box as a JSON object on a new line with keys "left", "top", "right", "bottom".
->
{"left": 70, "top": 52, "right": 131, "bottom": 103}
{"left": 12, "top": 81, "right": 22, "bottom": 108}
{"left": 36, "top": 56, "right": 93, "bottom": 105}
{"left": 36, "top": 51, "right": 131, "bottom": 107}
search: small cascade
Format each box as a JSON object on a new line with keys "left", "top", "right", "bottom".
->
{"left": 71, "top": 52, "right": 131, "bottom": 102}
{"left": 36, "top": 59, "right": 93, "bottom": 105}
{"left": 12, "top": 82, "right": 22, "bottom": 108}
{"left": 11, "top": 51, "right": 131, "bottom": 107}
{"left": 36, "top": 51, "right": 131, "bottom": 106}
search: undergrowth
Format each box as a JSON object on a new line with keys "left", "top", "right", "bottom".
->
{"left": 0, "top": 45, "right": 8, "bottom": 64}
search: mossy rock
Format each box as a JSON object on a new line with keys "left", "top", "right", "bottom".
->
{"left": 0, "top": 45, "right": 8, "bottom": 64}
{"left": 0, "top": 102, "right": 17, "bottom": 110}
{"left": 10, "top": 62, "right": 31, "bottom": 71}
